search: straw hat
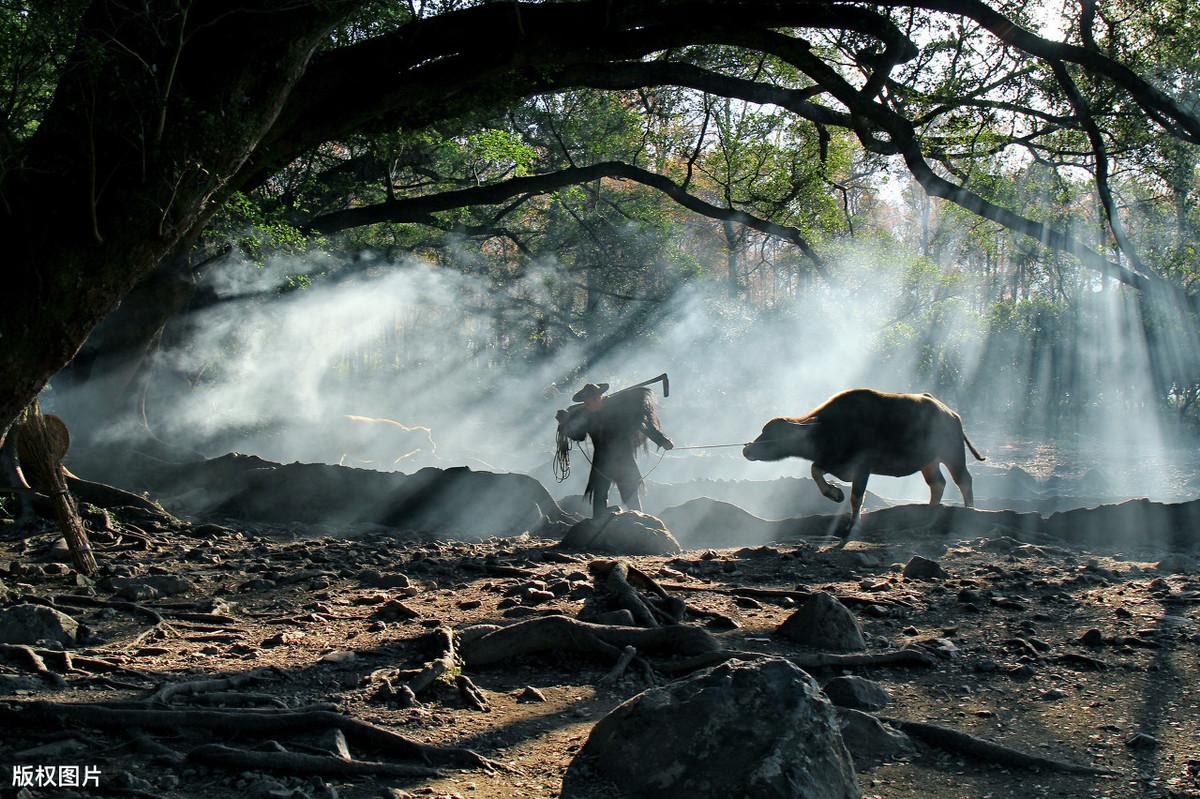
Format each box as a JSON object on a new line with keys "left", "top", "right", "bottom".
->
{"left": 571, "top": 382, "right": 609, "bottom": 403}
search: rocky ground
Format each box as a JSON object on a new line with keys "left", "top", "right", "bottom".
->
{"left": 1, "top": 500, "right": 1198, "bottom": 799}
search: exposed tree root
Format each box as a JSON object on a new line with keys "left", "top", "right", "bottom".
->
{"left": 658, "top": 582, "right": 909, "bottom": 609}
{"left": 183, "top": 691, "right": 288, "bottom": 708}
{"left": 599, "top": 645, "right": 638, "bottom": 686}
{"left": 456, "top": 674, "right": 490, "bottom": 712}
{"left": 460, "top": 616, "right": 720, "bottom": 668}
{"left": 48, "top": 594, "right": 166, "bottom": 625}
{"left": 0, "top": 644, "right": 66, "bottom": 687}
{"left": 400, "top": 626, "right": 458, "bottom": 699}
{"left": 187, "top": 743, "right": 442, "bottom": 778}
{"left": 150, "top": 667, "right": 276, "bottom": 703}
{"left": 0, "top": 702, "right": 496, "bottom": 770}
{"left": 878, "top": 716, "right": 1118, "bottom": 776}
{"left": 653, "top": 647, "right": 936, "bottom": 675}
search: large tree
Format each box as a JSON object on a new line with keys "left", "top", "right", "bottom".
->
{"left": 4, "top": 0, "right": 1199, "bottom": 442}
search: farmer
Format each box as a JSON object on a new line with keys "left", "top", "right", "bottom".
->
{"left": 556, "top": 382, "right": 673, "bottom": 518}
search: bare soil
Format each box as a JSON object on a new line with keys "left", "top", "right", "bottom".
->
{"left": 1, "top": 509, "right": 1198, "bottom": 799}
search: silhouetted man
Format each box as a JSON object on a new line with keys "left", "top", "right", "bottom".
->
{"left": 557, "top": 382, "right": 673, "bottom": 518}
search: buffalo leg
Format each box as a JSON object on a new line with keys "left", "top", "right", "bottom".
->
{"left": 835, "top": 473, "right": 869, "bottom": 538}
{"left": 920, "top": 463, "right": 946, "bottom": 506}
{"left": 811, "top": 464, "right": 845, "bottom": 503}
{"left": 849, "top": 474, "right": 868, "bottom": 523}
{"left": 945, "top": 457, "right": 974, "bottom": 507}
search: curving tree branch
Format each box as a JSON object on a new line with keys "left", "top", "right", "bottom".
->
{"left": 305, "top": 160, "right": 836, "bottom": 283}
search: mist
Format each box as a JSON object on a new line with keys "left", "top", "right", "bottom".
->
{"left": 45, "top": 245, "right": 1200, "bottom": 509}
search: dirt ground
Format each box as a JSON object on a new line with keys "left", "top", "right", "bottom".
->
{"left": 1, "top": 508, "right": 1198, "bottom": 799}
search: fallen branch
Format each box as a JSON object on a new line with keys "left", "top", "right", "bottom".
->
{"left": 878, "top": 716, "right": 1118, "bottom": 776}
{"left": 187, "top": 743, "right": 441, "bottom": 778}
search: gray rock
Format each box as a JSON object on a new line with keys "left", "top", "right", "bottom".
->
{"left": 836, "top": 708, "right": 915, "bottom": 768}
{"left": 0, "top": 604, "right": 78, "bottom": 646}
{"left": 112, "top": 574, "right": 195, "bottom": 598}
{"left": 777, "top": 592, "right": 866, "bottom": 652}
{"left": 358, "top": 570, "right": 411, "bottom": 589}
{"left": 517, "top": 686, "right": 547, "bottom": 703}
{"left": 563, "top": 657, "right": 858, "bottom": 799}
{"left": 902, "top": 555, "right": 948, "bottom": 579}
{"left": 1155, "top": 553, "right": 1197, "bottom": 574}
{"left": 593, "top": 609, "right": 636, "bottom": 627}
{"left": 560, "top": 511, "right": 681, "bottom": 556}
{"left": 822, "top": 675, "right": 890, "bottom": 711}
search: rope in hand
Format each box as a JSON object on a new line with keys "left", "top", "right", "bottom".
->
{"left": 555, "top": 437, "right": 759, "bottom": 482}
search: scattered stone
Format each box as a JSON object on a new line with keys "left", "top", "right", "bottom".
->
{"left": 359, "top": 570, "right": 412, "bottom": 589}
{"left": 0, "top": 604, "right": 79, "bottom": 646}
{"left": 1039, "top": 688, "right": 1069, "bottom": 701}
{"left": 457, "top": 599, "right": 482, "bottom": 610}
{"left": 261, "top": 631, "right": 305, "bottom": 648}
{"left": 562, "top": 657, "right": 858, "bottom": 799}
{"left": 1125, "top": 732, "right": 1159, "bottom": 749}
{"left": 776, "top": 592, "right": 866, "bottom": 652}
{"left": 320, "top": 650, "right": 356, "bottom": 664}
{"left": 1155, "top": 553, "right": 1197, "bottom": 573}
{"left": 957, "top": 587, "right": 983, "bottom": 604}
{"left": 239, "top": 578, "right": 276, "bottom": 592}
{"left": 560, "top": 511, "right": 682, "bottom": 556}
{"left": 734, "top": 596, "right": 763, "bottom": 609}
{"left": 924, "top": 638, "right": 959, "bottom": 659}
{"left": 112, "top": 574, "right": 195, "bottom": 598}
{"left": 1078, "top": 628, "right": 1104, "bottom": 646}
{"left": 316, "top": 728, "right": 352, "bottom": 760}
{"left": 593, "top": 609, "right": 636, "bottom": 627}
{"left": 836, "top": 708, "right": 915, "bottom": 767}
{"left": 522, "top": 588, "right": 556, "bottom": 605}
{"left": 822, "top": 676, "right": 890, "bottom": 712}
{"left": 1004, "top": 663, "right": 1036, "bottom": 679}
{"left": 517, "top": 686, "right": 547, "bottom": 703}
{"left": 903, "top": 555, "right": 948, "bottom": 580}
{"left": 373, "top": 599, "right": 420, "bottom": 621}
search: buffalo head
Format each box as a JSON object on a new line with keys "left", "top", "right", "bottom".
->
{"left": 743, "top": 418, "right": 816, "bottom": 462}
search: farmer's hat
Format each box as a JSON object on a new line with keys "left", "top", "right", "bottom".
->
{"left": 572, "top": 382, "right": 609, "bottom": 403}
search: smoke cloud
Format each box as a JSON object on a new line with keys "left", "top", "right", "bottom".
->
{"left": 46, "top": 246, "right": 1200, "bottom": 508}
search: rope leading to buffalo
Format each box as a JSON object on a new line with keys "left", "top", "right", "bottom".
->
{"left": 553, "top": 436, "right": 751, "bottom": 484}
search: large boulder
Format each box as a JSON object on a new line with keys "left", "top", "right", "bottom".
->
{"left": 562, "top": 657, "right": 859, "bottom": 799}
{"left": 561, "top": 511, "right": 681, "bottom": 555}
{"left": 0, "top": 604, "right": 79, "bottom": 646}
{"left": 777, "top": 592, "right": 866, "bottom": 652}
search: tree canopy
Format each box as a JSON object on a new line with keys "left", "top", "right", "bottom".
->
{"left": 2, "top": 0, "right": 1199, "bottom": 439}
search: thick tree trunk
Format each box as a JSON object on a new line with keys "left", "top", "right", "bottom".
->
{"left": 0, "top": 1, "right": 355, "bottom": 444}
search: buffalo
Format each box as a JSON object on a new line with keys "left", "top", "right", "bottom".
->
{"left": 743, "top": 389, "right": 985, "bottom": 533}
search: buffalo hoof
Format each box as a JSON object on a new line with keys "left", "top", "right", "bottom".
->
{"left": 834, "top": 518, "right": 854, "bottom": 539}
{"left": 826, "top": 486, "right": 845, "bottom": 504}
